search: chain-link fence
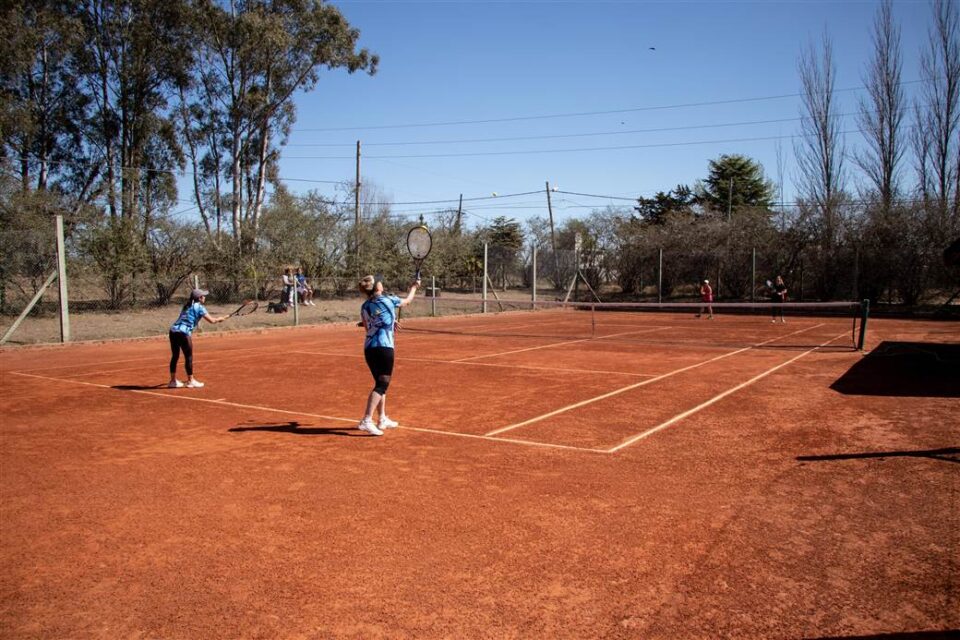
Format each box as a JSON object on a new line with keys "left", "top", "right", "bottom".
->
{"left": 2, "top": 220, "right": 956, "bottom": 346}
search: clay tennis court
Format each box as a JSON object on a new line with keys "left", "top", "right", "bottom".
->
{"left": 1, "top": 307, "right": 957, "bottom": 638}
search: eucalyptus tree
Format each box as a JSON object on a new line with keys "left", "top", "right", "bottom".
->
{"left": 180, "top": 0, "right": 378, "bottom": 251}
{"left": 0, "top": 0, "right": 95, "bottom": 199}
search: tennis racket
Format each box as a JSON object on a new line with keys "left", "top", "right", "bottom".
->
{"left": 228, "top": 300, "right": 259, "bottom": 318}
{"left": 406, "top": 224, "right": 432, "bottom": 282}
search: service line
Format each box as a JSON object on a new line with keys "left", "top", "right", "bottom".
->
{"left": 453, "top": 326, "right": 672, "bottom": 362}
{"left": 607, "top": 331, "right": 849, "bottom": 452}
{"left": 292, "top": 350, "right": 655, "bottom": 379}
{"left": 484, "top": 323, "right": 824, "bottom": 437}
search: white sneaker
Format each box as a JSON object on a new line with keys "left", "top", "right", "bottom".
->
{"left": 378, "top": 416, "right": 398, "bottom": 429}
{"left": 358, "top": 418, "right": 383, "bottom": 436}
{"left": 168, "top": 380, "right": 183, "bottom": 388}
{"left": 186, "top": 379, "right": 204, "bottom": 388}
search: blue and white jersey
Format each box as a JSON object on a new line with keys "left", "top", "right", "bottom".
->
{"left": 361, "top": 294, "right": 402, "bottom": 349}
{"left": 170, "top": 302, "right": 207, "bottom": 336}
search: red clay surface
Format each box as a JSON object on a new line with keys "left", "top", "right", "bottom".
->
{"left": 1, "top": 312, "right": 958, "bottom": 638}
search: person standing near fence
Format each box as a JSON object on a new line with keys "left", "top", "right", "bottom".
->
{"left": 771, "top": 275, "right": 788, "bottom": 323}
{"left": 281, "top": 267, "right": 296, "bottom": 307}
{"left": 696, "top": 279, "right": 714, "bottom": 319}
{"left": 355, "top": 275, "right": 420, "bottom": 436}
{"left": 168, "top": 288, "right": 228, "bottom": 389}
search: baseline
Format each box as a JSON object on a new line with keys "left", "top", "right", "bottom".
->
{"left": 6, "top": 371, "right": 606, "bottom": 454}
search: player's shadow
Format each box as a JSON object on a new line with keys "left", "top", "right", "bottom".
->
{"left": 797, "top": 447, "right": 960, "bottom": 465}
{"left": 229, "top": 420, "right": 361, "bottom": 437}
{"left": 112, "top": 384, "right": 168, "bottom": 390}
{"left": 830, "top": 341, "right": 960, "bottom": 398}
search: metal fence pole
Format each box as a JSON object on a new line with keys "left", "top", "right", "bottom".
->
{"left": 55, "top": 215, "right": 70, "bottom": 342}
{"left": 751, "top": 247, "right": 756, "bottom": 302}
{"left": 482, "top": 242, "right": 488, "bottom": 313}
{"left": 293, "top": 282, "right": 299, "bottom": 326}
{"left": 657, "top": 248, "right": 663, "bottom": 303}
{"left": 531, "top": 244, "right": 537, "bottom": 307}
{"left": 431, "top": 275, "right": 437, "bottom": 316}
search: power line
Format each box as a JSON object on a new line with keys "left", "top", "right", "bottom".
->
{"left": 289, "top": 113, "right": 864, "bottom": 148}
{"left": 285, "top": 129, "right": 869, "bottom": 160}
{"left": 293, "top": 80, "right": 924, "bottom": 132}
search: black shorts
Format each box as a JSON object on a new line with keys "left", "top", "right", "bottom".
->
{"left": 364, "top": 347, "right": 395, "bottom": 380}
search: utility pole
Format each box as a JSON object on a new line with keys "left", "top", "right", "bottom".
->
{"left": 355, "top": 140, "right": 361, "bottom": 277}
{"left": 545, "top": 181, "right": 561, "bottom": 291}
{"left": 727, "top": 177, "right": 733, "bottom": 221}
{"left": 455, "top": 193, "right": 462, "bottom": 234}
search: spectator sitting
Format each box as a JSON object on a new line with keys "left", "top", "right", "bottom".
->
{"left": 296, "top": 267, "right": 316, "bottom": 306}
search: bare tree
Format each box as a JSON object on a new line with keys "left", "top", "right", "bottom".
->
{"left": 915, "top": 0, "right": 960, "bottom": 221}
{"left": 795, "top": 30, "right": 848, "bottom": 298}
{"left": 856, "top": 0, "right": 906, "bottom": 212}
{"left": 796, "top": 30, "right": 846, "bottom": 218}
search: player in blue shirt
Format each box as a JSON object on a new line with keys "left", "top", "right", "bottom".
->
{"left": 168, "top": 288, "right": 228, "bottom": 389}
{"left": 356, "top": 275, "right": 420, "bottom": 435}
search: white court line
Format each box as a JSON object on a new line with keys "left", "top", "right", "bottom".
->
{"left": 292, "top": 350, "right": 655, "bottom": 379}
{"left": 5, "top": 371, "right": 605, "bottom": 454}
{"left": 8, "top": 371, "right": 356, "bottom": 423}
{"left": 453, "top": 326, "right": 672, "bottom": 362}
{"left": 607, "top": 331, "right": 848, "bottom": 453}
{"left": 484, "top": 323, "right": 825, "bottom": 437}
{"left": 8, "top": 343, "right": 289, "bottom": 374}
{"left": 401, "top": 425, "right": 608, "bottom": 454}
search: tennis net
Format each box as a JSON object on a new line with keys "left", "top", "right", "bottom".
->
{"left": 401, "top": 297, "right": 867, "bottom": 350}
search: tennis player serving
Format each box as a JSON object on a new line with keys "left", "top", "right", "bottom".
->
{"left": 168, "top": 288, "right": 228, "bottom": 389}
{"left": 356, "top": 275, "right": 420, "bottom": 436}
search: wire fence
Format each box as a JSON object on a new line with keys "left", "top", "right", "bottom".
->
{"left": 1, "top": 222, "right": 955, "bottom": 346}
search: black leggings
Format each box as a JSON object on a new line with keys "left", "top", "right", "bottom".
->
{"left": 169, "top": 331, "right": 194, "bottom": 376}
{"left": 364, "top": 347, "right": 395, "bottom": 395}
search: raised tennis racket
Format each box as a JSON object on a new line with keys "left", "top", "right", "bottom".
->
{"left": 228, "top": 300, "right": 259, "bottom": 318}
{"left": 406, "top": 224, "right": 432, "bottom": 281}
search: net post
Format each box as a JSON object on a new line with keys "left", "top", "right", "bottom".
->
{"left": 591, "top": 303, "right": 596, "bottom": 338}
{"left": 55, "top": 215, "right": 70, "bottom": 343}
{"left": 482, "top": 242, "right": 488, "bottom": 313}
{"left": 857, "top": 299, "right": 869, "bottom": 350}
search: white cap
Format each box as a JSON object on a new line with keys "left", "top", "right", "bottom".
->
{"left": 703, "top": 279, "right": 709, "bottom": 284}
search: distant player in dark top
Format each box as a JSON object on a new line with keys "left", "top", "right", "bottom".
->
{"left": 771, "top": 275, "right": 788, "bottom": 323}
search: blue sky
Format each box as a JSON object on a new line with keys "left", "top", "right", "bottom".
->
{"left": 271, "top": 0, "right": 934, "bottom": 228}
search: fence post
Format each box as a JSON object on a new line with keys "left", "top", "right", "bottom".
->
{"left": 431, "top": 275, "right": 437, "bottom": 317}
{"left": 293, "top": 282, "right": 299, "bottom": 326}
{"left": 482, "top": 242, "right": 488, "bottom": 313}
{"left": 751, "top": 247, "right": 756, "bottom": 302}
{"left": 531, "top": 244, "right": 537, "bottom": 307}
{"left": 55, "top": 215, "right": 70, "bottom": 343}
{"left": 657, "top": 248, "right": 663, "bottom": 303}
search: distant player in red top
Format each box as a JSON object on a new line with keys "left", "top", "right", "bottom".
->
{"left": 696, "top": 279, "right": 714, "bottom": 319}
